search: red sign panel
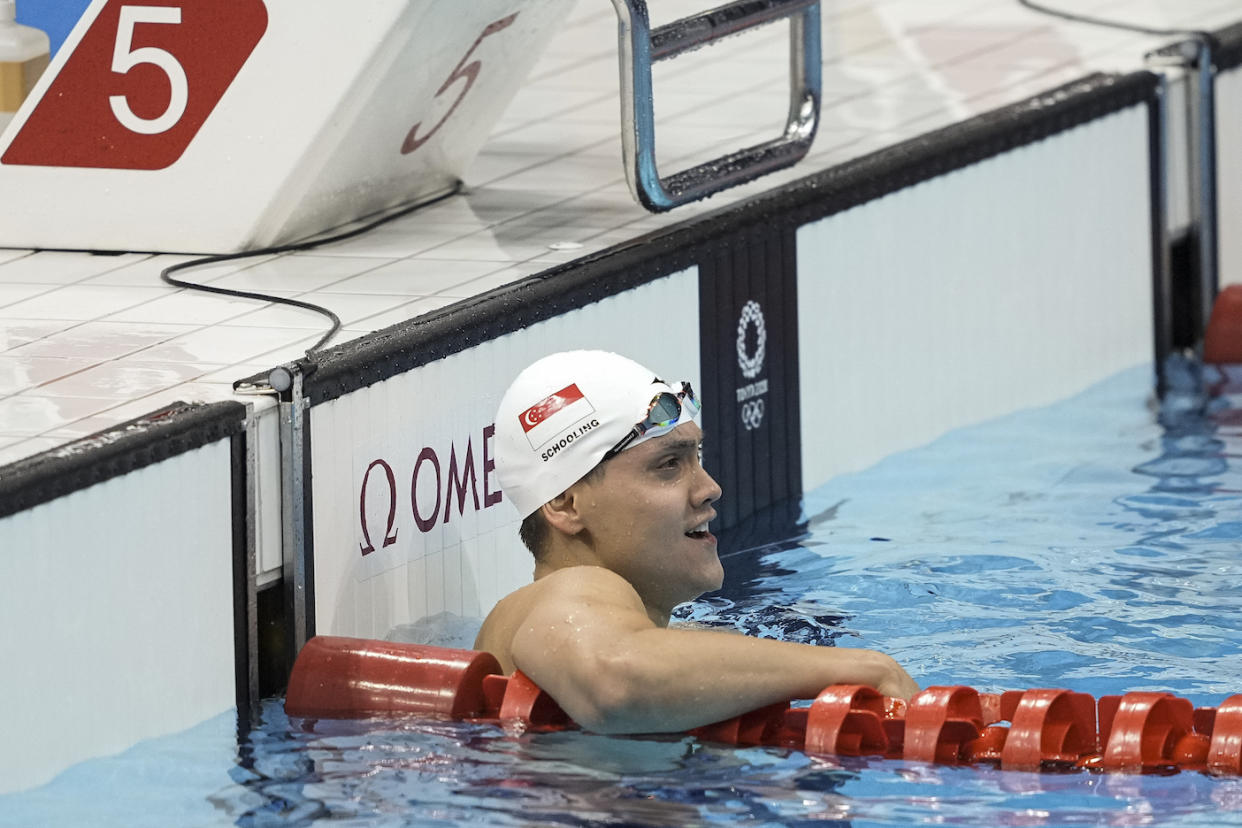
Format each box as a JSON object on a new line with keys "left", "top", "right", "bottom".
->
{"left": 2, "top": 0, "right": 267, "bottom": 170}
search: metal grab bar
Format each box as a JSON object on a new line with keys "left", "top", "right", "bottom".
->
{"left": 1147, "top": 37, "right": 1219, "bottom": 349}
{"left": 610, "top": 0, "right": 822, "bottom": 212}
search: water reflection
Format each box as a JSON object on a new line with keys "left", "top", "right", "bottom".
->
{"left": 224, "top": 701, "right": 855, "bottom": 827}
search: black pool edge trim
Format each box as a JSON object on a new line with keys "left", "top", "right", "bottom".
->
{"left": 245, "top": 70, "right": 1159, "bottom": 406}
{"left": 0, "top": 400, "right": 249, "bottom": 519}
{"left": 231, "top": 430, "right": 255, "bottom": 721}
{"left": 1215, "top": 21, "right": 1242, "bottom": 71}
{"left": 1149, "top": 74, "right": 1172, "bottom": 399}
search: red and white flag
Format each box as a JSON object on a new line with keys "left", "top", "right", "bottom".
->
{"left": 518, "top": 384, "right": 595, "bottom": 449}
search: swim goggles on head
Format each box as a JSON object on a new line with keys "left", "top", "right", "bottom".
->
{"left": 602, "top": 381, "right": 701, "bottom": 461}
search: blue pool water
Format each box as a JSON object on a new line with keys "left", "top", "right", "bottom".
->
{"left": 6, "top": 359, "right": 1242, "bottom": 827}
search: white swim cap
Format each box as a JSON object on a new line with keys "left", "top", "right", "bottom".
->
{"left": 495, "top": 350, "right": 699, "bottom": 519}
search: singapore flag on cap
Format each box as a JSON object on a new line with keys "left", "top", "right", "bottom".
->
{"left": 519, "top": 384, "right": 595, "bottom": 449}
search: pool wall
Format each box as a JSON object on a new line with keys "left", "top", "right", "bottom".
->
{"left": 308, "top": 271, "right": 701, "bottom": 638}
{"left": 795, "top": 105, "right": 1154, "bottom": 488}
{"left": 293, "top": 72, "right": 1160, "bottom": 644}
{"left": 0, "top": 401, "right": 254, "bottom": 794}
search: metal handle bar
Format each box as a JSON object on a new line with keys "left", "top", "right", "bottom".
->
{"left": 611, "top": 0, "right": 822, "bottom": 211}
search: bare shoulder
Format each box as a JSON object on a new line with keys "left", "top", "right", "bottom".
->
{"left": 539, "top": 564, "right": 644, "bottom": 600}
{"left": 474, "top": 566, "right": 645, "bottom": 673}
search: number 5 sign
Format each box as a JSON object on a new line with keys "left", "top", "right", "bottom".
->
{"left": 3, "top": 0, "right": 267, "bottom": 170}
{"left": 0, "top": 0, "right": 570, "bottom": 253}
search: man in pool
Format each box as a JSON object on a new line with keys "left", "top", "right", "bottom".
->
{"left": 475, "top": 350, "right": 918, "bottom": 734}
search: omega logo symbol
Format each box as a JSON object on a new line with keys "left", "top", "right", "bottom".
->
{"left": 736, "top": 300, "right": 767, "bottom": 380}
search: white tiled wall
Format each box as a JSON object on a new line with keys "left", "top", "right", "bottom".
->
{"left": 0, "top": 443, "right": 237, "bottom": 794}
{"left": 798, "top": 105, "right": 1156, "bottom": 489}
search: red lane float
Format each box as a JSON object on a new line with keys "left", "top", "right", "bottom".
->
{"left": 999, "top": 688, "right": 1096, "bottom": 771}
{"left": 1208, "top": 696, "right": 1242, "bottom": 775}
{"left": 904, "top": 685, "right": 984, "bottom": 764}
{"left": 284, "top": 636, "right": 1242, "bottom": 776}
{"left": 804, "top": 684, "right": 890, "bottom": 757}
{"left": 1099, "top": 692, "right": 1195, "bottom": 773}
{"left": 286, "top": 635, "right": 572, "bottom": 725}
{"left": 1205, "top": 284, "right": 1242, "bottom": 363}
{"left": 285, "top": 635, "right": 502, "bottom": 719}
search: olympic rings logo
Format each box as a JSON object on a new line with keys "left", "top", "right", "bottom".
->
{"left": 736, "top": 300, "right": 766, "bottom": 380}
{"left": 741, "top": 399, "right": 765, "bottom": 430}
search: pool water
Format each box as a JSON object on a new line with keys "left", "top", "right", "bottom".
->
{"left": 6, "top": 359, "right": 1242, "bottom": 827}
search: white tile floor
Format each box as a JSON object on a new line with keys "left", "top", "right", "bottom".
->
{"left": 1, "top": 0, "right": 1238, "bottom": 466}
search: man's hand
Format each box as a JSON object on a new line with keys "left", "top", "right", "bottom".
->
{"left": 872, "top": 653, "right": 919, "bottom": 701}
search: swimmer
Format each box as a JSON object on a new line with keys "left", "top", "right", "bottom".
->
{"left": 475, "top": 350, "right": 918, "bottom": 734}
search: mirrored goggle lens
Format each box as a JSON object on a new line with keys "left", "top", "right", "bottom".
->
{"left": 646, "top": 392, "right": 683, "bottom": 428}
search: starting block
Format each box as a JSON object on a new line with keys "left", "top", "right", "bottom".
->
{"left": 0, "top": 0, "right": 573, "bottom": 253}
{"left": 1, "top": 0, "right": 825, "bottom": 253}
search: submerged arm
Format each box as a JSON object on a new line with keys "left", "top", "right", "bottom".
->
{"left": 509, "top": 566, "right": 918, "bottom": 734}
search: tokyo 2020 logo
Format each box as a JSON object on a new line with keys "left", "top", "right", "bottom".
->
{"left": 736, "top": 300, "right": 766, "bottom": 380}
{"left": 736, "top": 301, "right": 767, "bottom": 430}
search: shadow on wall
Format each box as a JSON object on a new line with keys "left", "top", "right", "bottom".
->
{"left": 16, "top": 0, "right": 91, "bottom": 55}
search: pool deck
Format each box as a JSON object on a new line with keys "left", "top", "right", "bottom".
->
{"left": 1, "top": 0, "right": 1238, "bottom": 467}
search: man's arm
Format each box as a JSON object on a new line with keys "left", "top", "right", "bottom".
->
{"left": 509, "top": 566, "right": 918, "bottom": 734}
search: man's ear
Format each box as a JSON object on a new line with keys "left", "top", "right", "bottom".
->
{"left": 541, "top": 486, "right": 586, "bottom": 537}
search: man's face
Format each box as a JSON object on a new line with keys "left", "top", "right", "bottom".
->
{"left": 571, "top": 421, "right": 723, "bottom": 616}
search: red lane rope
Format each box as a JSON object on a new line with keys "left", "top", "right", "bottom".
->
{"left": 285, "top": 636, "right": 1242, "bottom": 776}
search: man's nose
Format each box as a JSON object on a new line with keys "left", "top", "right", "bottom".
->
{"left": 697, "top": 465, "right": 722, "bottom": 505}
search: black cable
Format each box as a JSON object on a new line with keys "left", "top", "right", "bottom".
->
{"left": 160, "top": 183, "right": 463, "bottom": 355}
{"left": 1016, "top": 0, "right": 1212, "bottom": 42}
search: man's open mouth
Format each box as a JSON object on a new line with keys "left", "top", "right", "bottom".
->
{"left": 685, "top": 522, "right": 710, "bottom": 539}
